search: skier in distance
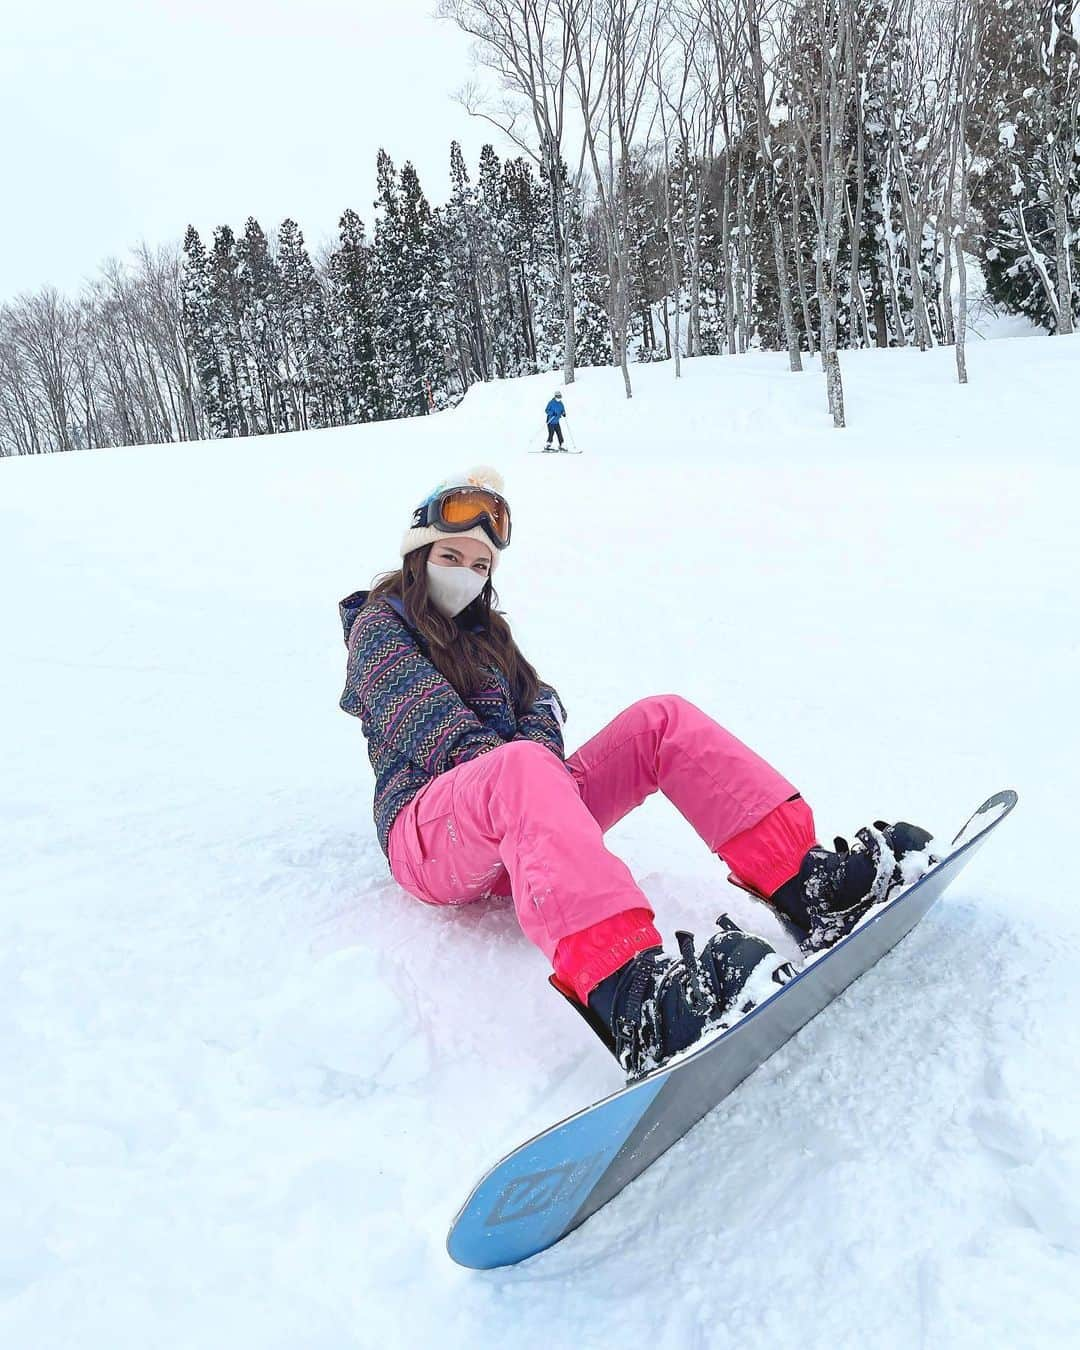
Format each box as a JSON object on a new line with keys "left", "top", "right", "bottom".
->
{"left": 544, "top": 391, "right": 566, "bottom": 451}
{"left": 338, "top": 468, "right": 934, "bottom": 1078}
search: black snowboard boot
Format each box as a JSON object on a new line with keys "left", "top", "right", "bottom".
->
{"left": 688, "top": 915, "right": 797, "bottom": 1025}
{"left": 770, "top": 820, "right": 934, "bottom": 953}
{"left": 558, "top": 920, "right": 795, "bottom": 1080}
{"left": 878, "top": 820, "right": 936, "bottom": 872}
{"left": 585, "top": 947, "right": 706, "bottom": 1079}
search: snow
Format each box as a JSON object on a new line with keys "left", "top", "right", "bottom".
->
{"left": 2, "top": 331, "right": 1079, "bottom": 1347}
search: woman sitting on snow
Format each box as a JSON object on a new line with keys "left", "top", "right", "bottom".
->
{"left": 338, "top": 467, "right": 933, "bottom": 1078}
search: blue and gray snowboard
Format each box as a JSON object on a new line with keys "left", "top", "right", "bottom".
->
{"left": 447, "top": 790, "right": 1018, "bottom": 1269}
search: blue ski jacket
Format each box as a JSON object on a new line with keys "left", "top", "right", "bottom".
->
{"left": 339, "top": 590, "right": 567, "bottom": 856}
{"left": 545, "top": 398, "right": 565, "bottom": 424}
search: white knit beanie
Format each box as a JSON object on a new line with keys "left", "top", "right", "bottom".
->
{"left": 400, "top": 465, "right": 508, "bottom": 570}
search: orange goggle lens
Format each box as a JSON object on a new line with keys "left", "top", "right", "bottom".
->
{"left": 437, "top": 488, "right": 511, "bottom": 544}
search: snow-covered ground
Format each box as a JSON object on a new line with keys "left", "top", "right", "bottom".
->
{"left": 2, "top": 333, "right": 1078, "bottom": 1348}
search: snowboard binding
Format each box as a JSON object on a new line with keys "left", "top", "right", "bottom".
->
{"left": 770, "top": 820, "right": 937, "bottom": 953}
{"left": 552, "top": 918, "right": 795, "bottom": 1080}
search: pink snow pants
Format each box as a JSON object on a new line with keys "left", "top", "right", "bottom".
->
{"left": 387, "top": 695, "right": 803, "bottom": 982}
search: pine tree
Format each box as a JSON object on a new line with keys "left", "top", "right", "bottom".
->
{"left": 373, "top": 151, "right": 456, "bottom": 414}
{"left": 442, "top": 142, "right": 492, "bottom": 386}
{"left": 567, "top": 190, "right": 612, "bottom": 367}
{"left": 503, "top": 153, "right": 556, "bottom": 374}
{"left": 180, "top": 226, "right": 227, "bottom": 437}
{"left": 209, "top": 225, "right": 255, "bottom": 437}
{"left": 477, "top": 146, "right": 528, "bottom": 378}
{"left": 237, "top": 217, "right": 285, "bottom": 432}
{"left": 328, "top": 209, "right": 385, "bottom": 423}
{"left": 628, "top": 160, "right": 668, "bottom": 362}
{"left": 277, "top": 218, "right": 335, "bottom": 429}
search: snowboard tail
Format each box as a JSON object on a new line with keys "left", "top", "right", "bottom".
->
{"left": 447, "top": 791, "right": 1018, "bottom": 1269}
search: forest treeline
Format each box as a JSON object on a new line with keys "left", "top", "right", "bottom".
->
{"left": 1, "top": 0, "right": 1076, "bottom": 452}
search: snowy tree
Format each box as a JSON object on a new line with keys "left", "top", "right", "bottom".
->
{"left": 327, "top": 209, "right": 385, "bottom": 423}
{"left": 440, "top": 0, "right": 580, "bottom": 386}
{"left": 182, "top": 226, "right": 235, "bottom": 438}
{"left": 442, "top": 141, "right": 494, "bottom": 386}
{"left": 973, "top": 0, "right": 1079, "bottom": 332}
{"left": 567, "top": 186, "right": 612, "bottom": 367}
{"left": 373, "top": 152, "right": 456, "bottom": 415}
{"left": 501, "top": 152, "right": 551, "bottom": 372}
{"left": 237, "top": 217, "right": 286, "bottom": 432}
{"left": 276, "top": 217, "right": 335, "bottom": 429}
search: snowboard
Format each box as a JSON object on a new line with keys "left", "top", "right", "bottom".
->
{"left": 447, "top": 790, "right": 1018, "bottom": 1269}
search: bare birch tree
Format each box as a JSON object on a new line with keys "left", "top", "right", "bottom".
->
{"left": 565, "top": 0, "right": 662, "bottom": 397}
{"left": 652, "top": 28, "right": 692, "bottom": 376}
{"left": 940, "top": 0, "right": 991, "bottom": 382}
{"left": 441, "top": 0, "right": 582, "bottom": 382}
{"left": 744, "top": 0, "right": 803, "bottom": 371}
{"left": 790, "top": 0, "right": 858, "bottom": 425}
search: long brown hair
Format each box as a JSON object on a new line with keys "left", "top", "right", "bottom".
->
{"left": 368, "top": 545, "right": 541, "bottom": 713}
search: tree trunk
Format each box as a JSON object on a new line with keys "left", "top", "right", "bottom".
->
{"left": 689, "top": 167, "right": 703, "bottom": 357}
{"left": 940, "top": 221, "right": 955, "bottom": 345}
{"left": 867, "top": 254, "right": 888, "bottom": 346}
{"left": 560, "top": 191, "right": 577, "bottom": 382}
{"left": 770, "top": 196, "right": 803, "bottom": 370}
{"left": 735, "top": 156, "right": 749, "bottom": 352}
{"left": 721, "top": 174, "right": 736, "bottom": 355}
{"left": 880, "top": 176, "right": 907, "bottom": 347}
{"left": 822, "top": 172, "right": 847, "bottom": 429}
{"left": 954, "top": 235, "right": 968, "bottom": 384}
{"left": 1053, "top": 178, "right": 1074, "bottom": 335}
{"left": 790, "top": 165, "right": 816, "bottom": 356}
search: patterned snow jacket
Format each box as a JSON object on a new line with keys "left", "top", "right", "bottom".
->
{"left": 339, "top": 590, "right": 568, "bottom": 856}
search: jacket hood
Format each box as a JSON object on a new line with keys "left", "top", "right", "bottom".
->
{"left": 340, "top": 590, "right": 409, "bottom": 643}
{"left": 340, "top": 590, "right": 368, "bottom": 642}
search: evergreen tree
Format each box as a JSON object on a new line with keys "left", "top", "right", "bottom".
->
{"left": 373, "top": 151, "right": 455, "bottom": 414}
{"left": 503, "top": 153, "right": 554, "bottom": 374}
{"left": 237, "top": 217, "right": 285, "bottom": 432}
{"left": 328, "top": 209, "right": 385, "bottom": 423}
{"left": 567, "top": 191, "right": 612, "bottom": 367}
{"left": 442, "top": 142, "right": 493, "bottom": 385}
{"left": 209, "top": 225, "right": 254, "bottom": 437}
{"left": 471, "top": 146, "right": 528, "bottom": 377}
{"left": 180, "top": 226, "right": 228, "bottom": 437}
{"left": 629, "top": 160, "right": 668, "bottom": 362}
{"left": 277, "top": 218, "right": 334, "bottom": 429}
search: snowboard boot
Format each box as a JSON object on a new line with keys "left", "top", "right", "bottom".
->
{"left": 770, "top": 820, "right": 935, "bottom": 953}
{"left": 878, "top": 819, "right": 937, "bottom": 877}
{"left": 555, "top": 920, "right": 795, "bottom": 1080}
{"left": 687, "top": 915, "right": 797, "bottom": 1025}
{"left": 585, "top": 946, "right": 706, "bottom": 1079}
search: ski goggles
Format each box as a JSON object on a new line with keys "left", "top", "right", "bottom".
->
{"left": 412, "top": 485, "right": 512, "bottom": 550}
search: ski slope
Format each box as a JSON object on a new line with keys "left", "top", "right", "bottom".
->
{"left": 2, "top": 333, "right": 1078, "bottom": 1348}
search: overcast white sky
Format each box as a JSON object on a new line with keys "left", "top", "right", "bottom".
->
{"left": 0, "top": 0, "right": 513, "bottom": 300}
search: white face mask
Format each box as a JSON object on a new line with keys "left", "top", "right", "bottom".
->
{"left": 426, "top": 560, "right": 488, "bottom": 618}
